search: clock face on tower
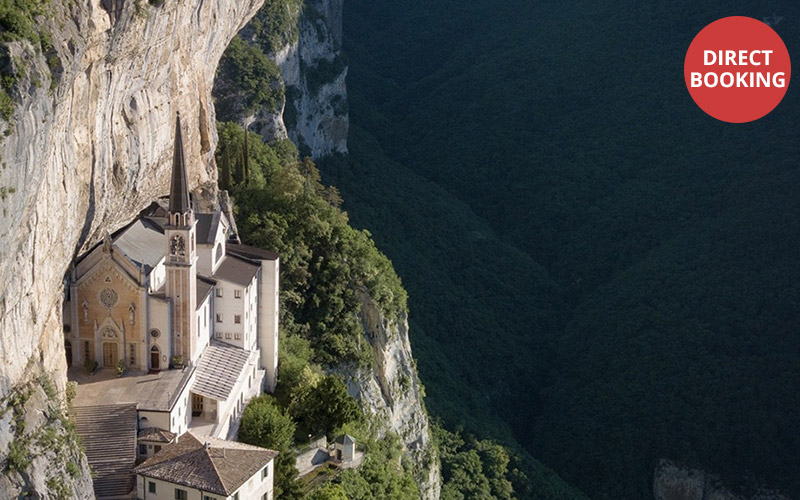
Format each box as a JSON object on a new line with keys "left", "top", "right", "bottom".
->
{"left": 170, "top": 235, "right": 186, "bottom": 256}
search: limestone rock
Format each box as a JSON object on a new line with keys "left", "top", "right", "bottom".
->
{"left": 0, "top": 0, "right": 263, "bottom": 495}
{"left": 280, "top": 0, "right": 348, "bottom": 158}
{"left": 338, "top": 289, "right": 442, "bottom": 500}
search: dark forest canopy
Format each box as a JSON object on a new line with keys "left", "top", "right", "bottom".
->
{"left": 322, "top": 0, "right": 800, "bottom": 498}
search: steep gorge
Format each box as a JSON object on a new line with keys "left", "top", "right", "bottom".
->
{"left": 213, "top": 0, "right": 441, "bottom": 496}
{"left": 0, "top": 0, "right": 441, "bottom": 498}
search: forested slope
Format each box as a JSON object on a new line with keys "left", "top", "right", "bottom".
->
{"left": 322, "top": 0, "right": 800, "bottom": 498}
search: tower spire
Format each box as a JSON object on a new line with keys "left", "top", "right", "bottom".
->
{"left": 169, "top": 111, "right": 191, "bottom": 215}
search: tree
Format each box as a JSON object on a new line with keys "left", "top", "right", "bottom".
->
{"left": 238, "top": 396, "right": 301, "bottom": 499}
{"left": 308, "top": 483, "right": 348, "bottom": 500}
{"left": 291, "top": 375, "right": 360, "bottom": 437}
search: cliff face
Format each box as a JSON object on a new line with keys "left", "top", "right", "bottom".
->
{"left": 0, "top": 0, "right": 262, "bottom": 495}
{"left": 654, "top": 460, "right": 789, "bottom": 500}
{"left": 274, "top": 0, "right": 348, "bottom": 158}
{"left": 340, "top": 290, "right": 441, "bottom": 500}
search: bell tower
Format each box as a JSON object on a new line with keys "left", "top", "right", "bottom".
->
{"left": 164, "top": 112, "right": 198, "bottom": 365}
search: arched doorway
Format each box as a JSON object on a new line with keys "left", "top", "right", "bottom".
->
{"left": 102, "top": 342, "right": 119, "bottom": 367}
{"left": 150, "top": 345, "right": 160, "bottom": 370}
{"left": 99, "top": 326, "right": 120, "bottom": 367}
{"left": 65, "top": 340, "right": 72, "bottom": 367}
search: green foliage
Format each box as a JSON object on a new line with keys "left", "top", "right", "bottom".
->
{"left": 308, "top": 482, "right": 348, "bottom": 500}
{"left": 239, "top": 395, "right": 296, "bottom": 454}
{"left": 82, "top": 358, "right": 97, "bottom": 374}
{"left": 45, "top": 476, "right": 71, "bottom": 499}
{"left": 215, "top": 36, "right": 284, "bottom": 120}
{"left": 65, "top": 381, "right": 77, "bottom": 407}
{"left": 65, "top": 461, "right": 80, "bottom": 478}
{"left": 5, "top": 439, "right": 30, "bottom": 471}
{"left": 247, "top": 0, "right": 303, "bottom": 53}
{"left": 436, "top": 427, "right": 511, "bottom": 500}
{"left": 0, "top": 0, "right": 49, "bottom": 44}
{"left": 217, "top": 121, "right": 406, "bottom": 367}
{"left": 0, "top": 88, "right": 13, "bottom": 120}
{"left": 301, "top": 54, "right": 348, "bottom": 96}
{"left": 238, "top": 395, "right": 302, "bottom": 499}
{"left": 337, "top": 434, "right": 419, "bottom": 500}
{"left": 290, "top": 374, "right": 360, "bottom": 438}
{"left": 333, "top": 0, "right": 800, "bottom": 498}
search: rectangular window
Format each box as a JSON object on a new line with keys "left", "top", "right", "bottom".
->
{"left": 234, "top": 333, "right": 241, "bottom": 340}
{"left": 262, "top": 466, "right": 268, "bottom": 479}
{"left": 234, "top": 289, "right": 241, "bottom": 299}
{"left": 84, "top": 341, "right": 89, "bottom": 360}
{"left": 203, "top": 496, "right": 217, "bottom": 500}
{"left": 216, "top": 313, "right": 222, "bottom": 323}
{"left": 225, "top": 332, "right": 232, "bottom": 339}
{"left": 174, "top": 488, "right": 188, "bottom": 500}
{"left": 215, "top": 288, "right": 223, "bottom": 297}
{"left": 154, "top": 445, "right": 161, "bottom": 453}
{"left": 234, "top": 315, "right": 241, "bottom": 324}
{"left": 233, "top": 493, "right": 239, "bottom": 500}
{"left": 129, "top": 344, "right": 135, "bottom": 365}
{"left": 215, "top": 331, "right": 222, "bottom": 339}
{"left": 139, "top": 444, "right": 147, "bottom": 456}
{"left": 148, "top": 481, "right": 156, "bottom": 494}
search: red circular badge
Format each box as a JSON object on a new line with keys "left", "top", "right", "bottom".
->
{"left": 684, "top": 16, "right": 791, "bottom": 123}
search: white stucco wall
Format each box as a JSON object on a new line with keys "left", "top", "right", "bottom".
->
{"left": 212, "top": 278, "right": 257, "bottom": 350}
{"left": 147, "top": 297, "right": 171, "bottom": 370}
{"left": 149, "top": 260, "right": 166, "bottom": 293}
{"left": 257, "top": 258, "right": 279, "bottom": 393}
{"left": 138, "top": 369, "right": 193, "bottom": 436}
{"left": 195, "top": 295, "right": 212, "bottom": 357}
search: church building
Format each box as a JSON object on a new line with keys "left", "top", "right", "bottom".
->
{"left": 64, "top": 113, "right": 279, "bottom": 444}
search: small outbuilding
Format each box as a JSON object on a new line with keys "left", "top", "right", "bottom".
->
{"left": 333, "top": 434, "right": 356, "bottom": 463}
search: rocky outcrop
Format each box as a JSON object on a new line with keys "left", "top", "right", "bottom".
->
{"left": 214, "top": 0, "right": 348, "bottom": 156}
{"left": 340, "top": 289, "right": 441, "bottom": 500}
{"left": 275, "top": 0, "right": 348, "bottom": 158}
{"left": 654, "top": 460, "right": 790, "bottom": 500}
{"left": 0, "top": 377, "right": 93, "bottom": 498}
{"left": 0, "top": 0, "right": 263, "bottom": 495}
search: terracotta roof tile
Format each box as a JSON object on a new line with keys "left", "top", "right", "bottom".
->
{"left": 138, "top": 427, "right": 176, "bottom": 444}
{"left": 134, "top": 433, "right": 277, "bottom": 495}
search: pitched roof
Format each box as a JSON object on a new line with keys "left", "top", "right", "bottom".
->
{"left": 111, "top": 218, "right": 165, "bottom": 270}
{"left": 134, "top": 433, "right": 277, "bottom": 496}
{"left": 213, "top": 254, "right": 259, "bottom": 286}
{"left": 227, "top": 243, "right": 279, "bottom": 261}
{"left": 169, "top": 113, "right": 191, "bottom": 215}
{"left": 196, "top": 275, "right": 216, "bottom": 305}
{"left": 192, "top": 341, "right": 253, "bottom": 401}
{"left": 334, "top": 434, "right": 356, "bottom": 445}
{"left": 196, "top": 211, "right": 227, "bottom": 244}
{"left": 138, "top": 427, "right": 176, "bottom": 444}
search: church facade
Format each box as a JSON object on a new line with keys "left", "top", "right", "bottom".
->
{"left": 64, "top": 114, "right": 279, "bottom": 442}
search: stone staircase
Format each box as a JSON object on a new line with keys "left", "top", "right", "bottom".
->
{"left": 74, "top": 404, "right": 137, "bottom": 499}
